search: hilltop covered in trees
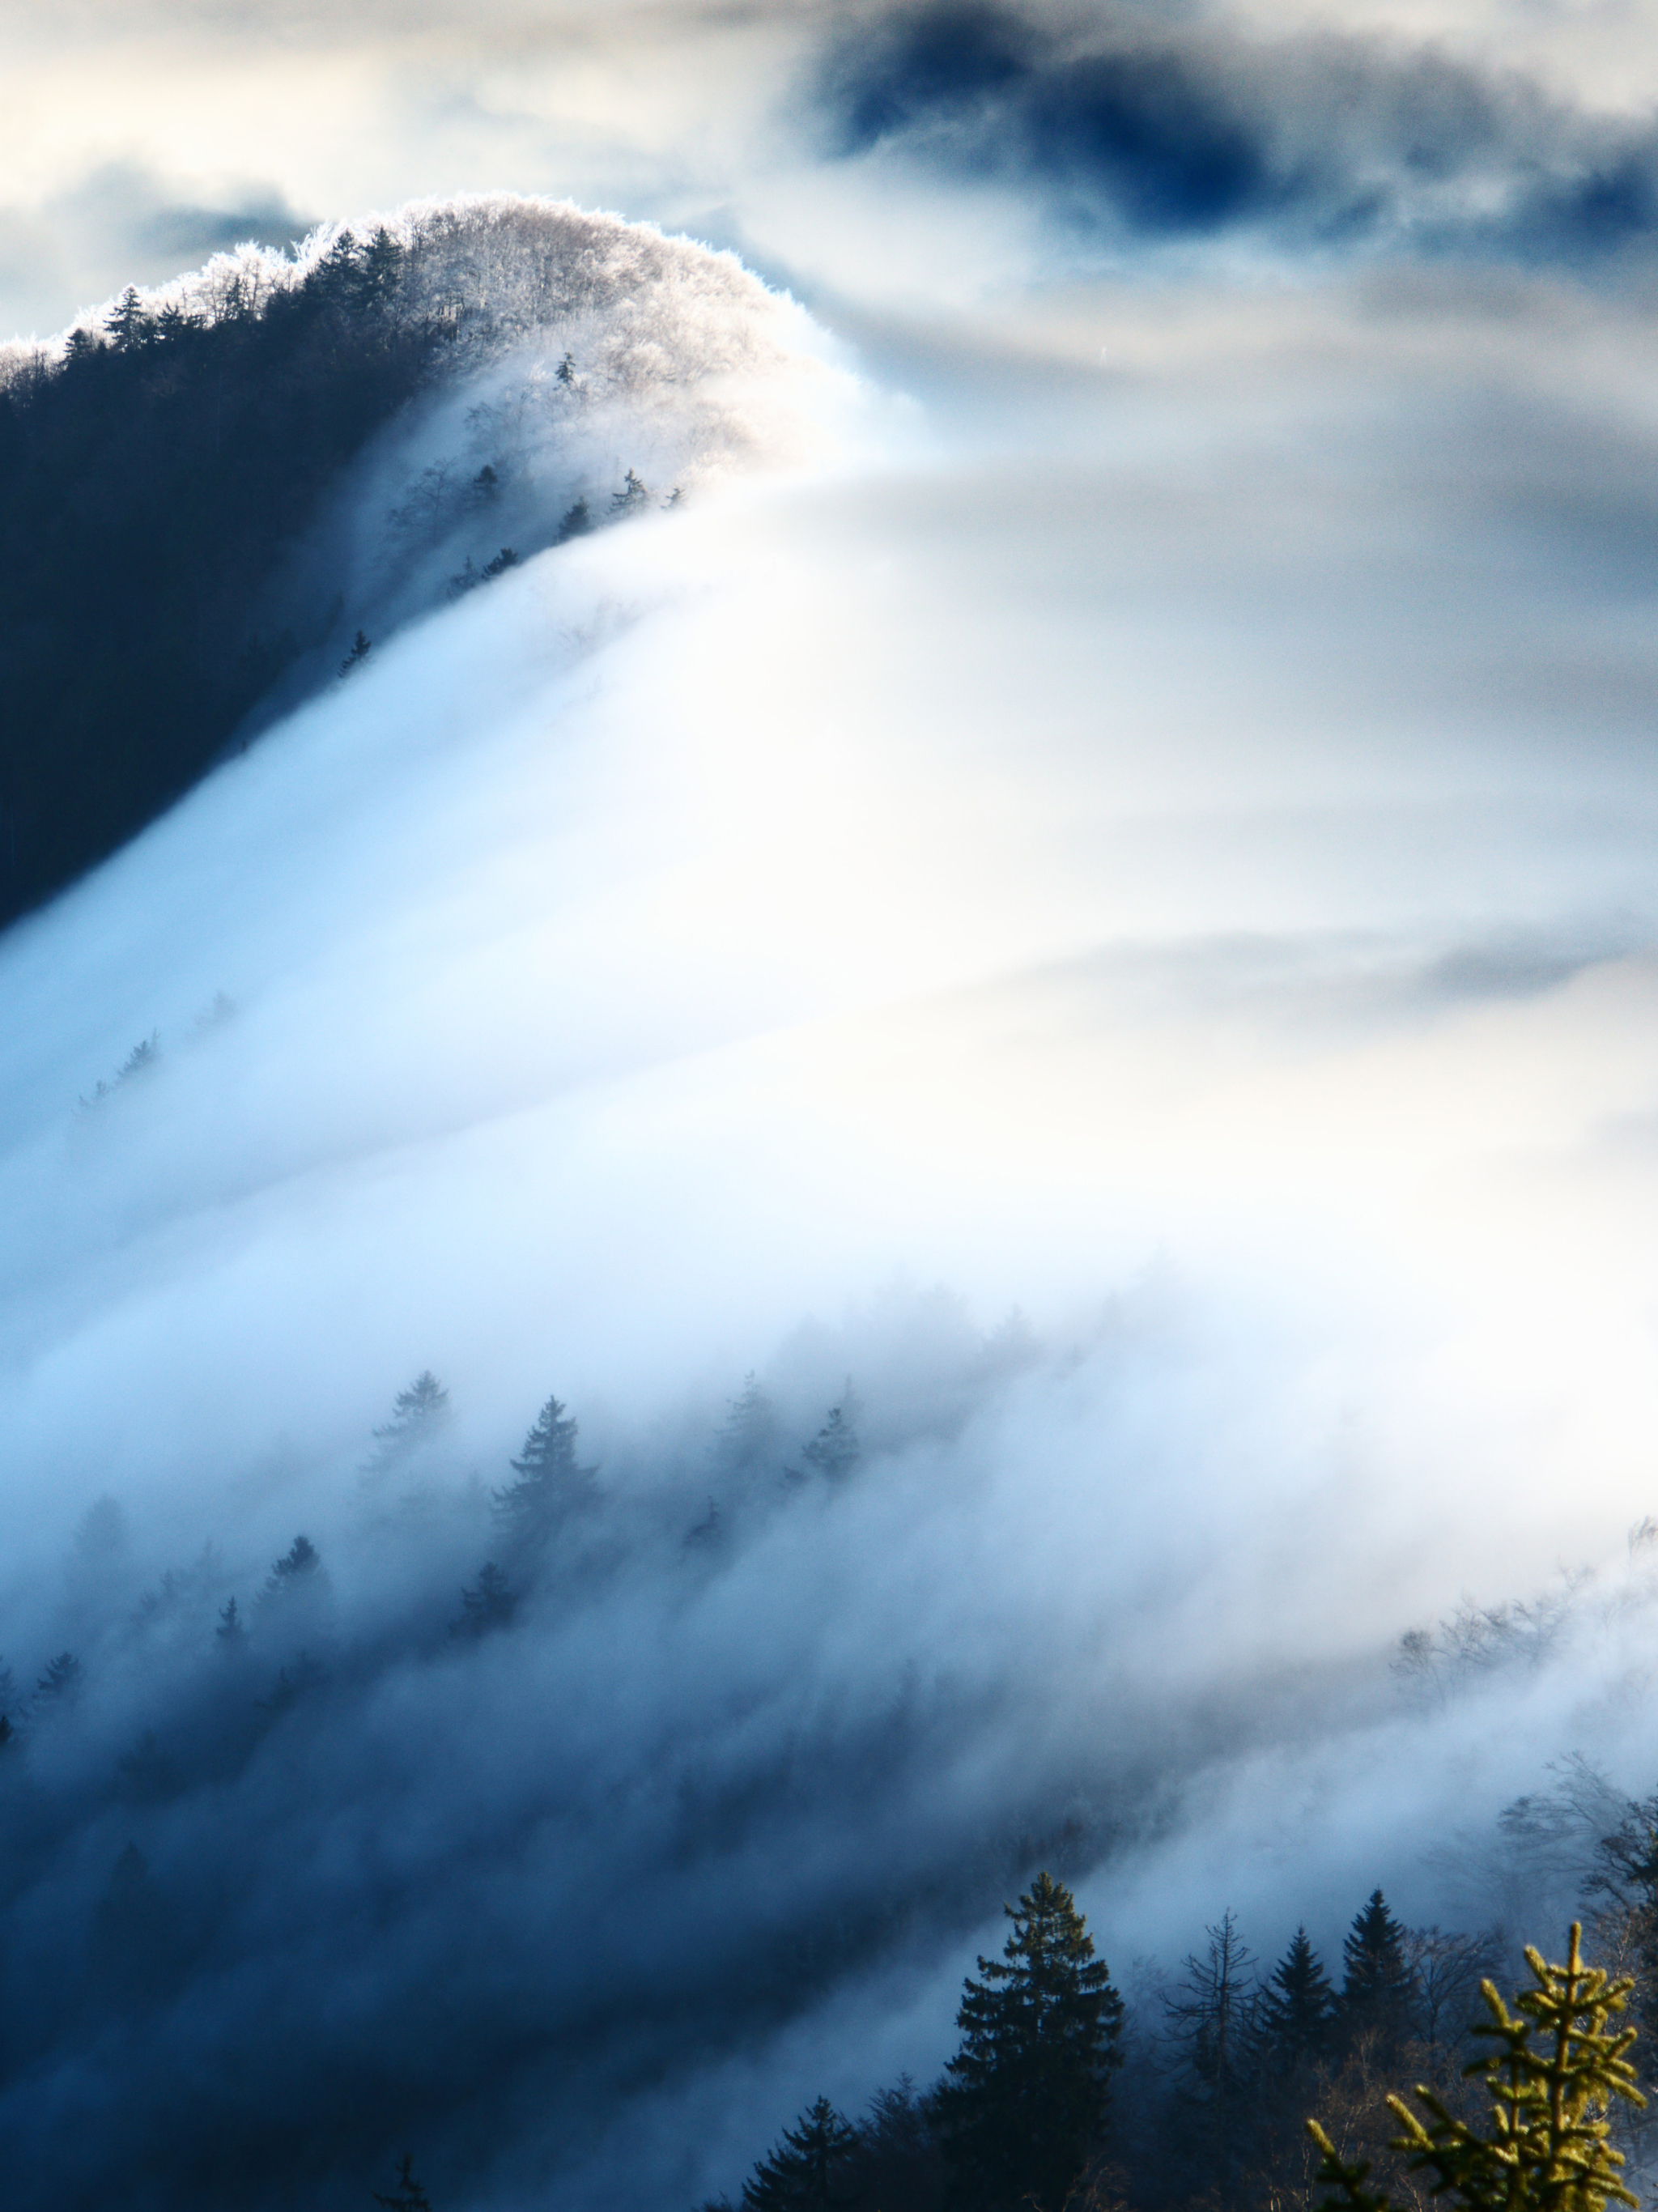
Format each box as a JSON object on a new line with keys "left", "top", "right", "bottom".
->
{"left": 0, "top": 198, "right": 821, "bottom": 928}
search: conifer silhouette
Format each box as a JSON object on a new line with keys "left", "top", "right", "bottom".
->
{"left": 936, "top": 1870, "right": 1124, "bottom": 2212}
{"left": 1261, "top": 1926, "right": 1338, "bottom": 2073}
{"left": 455, "top": 1562, "right": 516, "bottom": 1636}
{"left": 741, "top": 2097, "right": 859, "bottom": 2212}
{"left": 493, "top": 1394, "right": 594, "bottom": 1546}
{"left": 798, "top": 1385, "right": 861, "bottom": 1482}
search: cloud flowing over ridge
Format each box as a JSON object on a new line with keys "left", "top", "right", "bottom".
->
{"left": 6, "top": 183, "right": 1658, "bottom": 2210}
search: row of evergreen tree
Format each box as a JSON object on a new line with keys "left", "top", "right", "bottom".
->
{"left": 0, "top": 1366, "right": 869, "bottom": 1749}
{"left": 706, "top": 1881, "right": 1482, "bottom": 2212}
{"left": 363, "top": 1870, "right": 1655, "bottom": 2212}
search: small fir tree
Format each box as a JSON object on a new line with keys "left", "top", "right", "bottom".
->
{"left": 105, "top": 287, "right": 152, "bottom": 352}
{"left": 1343, "top": 1890, "right": 1414, "bottom": 2038}
{"left": 357, "top": 226, "right": 405, "bottom": 304}
{"left": 262, "top": 1534, "right": 324, "bottom": 1601}
{"left": 1308, "top": 1923, "right": 1644, "bottom": 2212}
{"left": 493, "top": 1394, "right": 594, "bottom": 1546}
{"left": 1262, "top": 1927, "right": 1339, "bottom": 2074}
{"left": 36, "top": 1652, "right": 83, "bottom": 1704}
{"left": 215, "top": 1596, "right": 244, "bottom": 1645}
{"left": 714, "top": 1373, "right": 779, "bottom": 1478}
{"left": 936, "top": 1870, "right": 1124, "bottom": 2212}
{"left": 798, "top": 1385, "right": 861, "bottom": 1482}
{"left": 362, "top": 1371, "right": 450, "bottom": 1483}
{"left": 610, "top": 468, "right": 649, "bottom": 517}
{"left": 742, "top": 2097, "right": 860, "bottom": 2212}
{"left": 340, "top": 630, "right": 372, "bottom": 675}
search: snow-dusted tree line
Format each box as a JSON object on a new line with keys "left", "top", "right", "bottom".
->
{"left": 0, "top": 198, "right": 834, "bottom": 928}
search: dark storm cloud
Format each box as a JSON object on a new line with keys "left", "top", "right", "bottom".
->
{"left": 811, "top": 1, "right": 1658, "bottom": 260}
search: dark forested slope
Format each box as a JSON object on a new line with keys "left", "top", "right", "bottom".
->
{"left": 0, "top": 198, "right": 780, "bottom": 929}
{"left": 0, "top": 228, "right": 447, "bottom": 925}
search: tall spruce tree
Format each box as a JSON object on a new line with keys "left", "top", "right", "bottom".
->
{"left": 742, "top": 2098, "right": 860, "bottom": 2212}
{"left": 493, "top": 1393, "right": 594, "bottom": 1546}
{"left": 1261, "top": 1927, "right": 1338, "bottom": 2074}
{"left": 1343, "top": 1890, "right": 1413, "bottom": 2039}
{"left": 936, "top": 1870, "right": 1124, "bottom": 2212}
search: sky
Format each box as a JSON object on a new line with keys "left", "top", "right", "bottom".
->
{"left": 9, "top": 0, "right": 1658, "bottom": 339}
{"left": 7, "top": 5, "right": 1658, "bottom": 2206}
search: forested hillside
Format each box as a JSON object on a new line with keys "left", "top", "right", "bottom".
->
{"left": 0, "top": 199, "right": 801, "bottom": 929}
{"left": 2, "top": 1290, "right": 1656, "bottom": 2212}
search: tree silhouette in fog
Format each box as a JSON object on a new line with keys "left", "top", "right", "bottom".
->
{"left": 493, "top": 1393, "right": 594, "bottom": 1547}
{"left": 1259, "top": 1926, "right": 1337, "bottom": 2074}
{"left": 1341, "top": 1888, "right": 1413, "bottom": 2040}
{"left": 742, "top": 2097, "right": 861, "bottom": 2212}
{"left": 935, "top": 1870, "right": 1124, "bottom": 2212}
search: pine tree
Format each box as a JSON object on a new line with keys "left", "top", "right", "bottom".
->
{"left": 1343, "top": 1891, "right": 1413, "bottom": 2039}
{"left": 340, "top": 630, "right": 373, "bottom": 676}
{"left": 715, "top": 1373, "right": 779, "bottom": 1478}
{"left": 493, "top": 1394, "right": 594, "bottom": 1546}
{"left": 1261, "top": 1928, "right": 1338, "bottom": 2074}
{"left": 1308, "top": 1923, "right": 1644, "bottom": 2212}
{"left": 742, "top": 2097, "right": 860, "bottom": 2212}
{"left": 610, "top": 468, "right": 649, "bottom": 517}
{"left": 357, "top": 227, "right": 405, "bottom": 306}
{"left": 362, "top": 1371, "right": 450, "bottom": 1484}
{"left": 556, "top": 496, "right": 592, "bottom": 542}
{"left": 105, "top": 287, "right": 153, "bottom": 352}
{"left": 936, "top": 1870, "right": 1124, "bottom": 2212}
{"left": 36, "top": 1652, "right": 83, "bottom": 1704}
{"left": 215, "top": 1596, "right": 244, "bottom": 1645}
{"left": 262, "top": 1535, "right": 324, "bottom": 1601}
{"left": 799, "top": 1385, "right": 861, "bottom": 1482}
